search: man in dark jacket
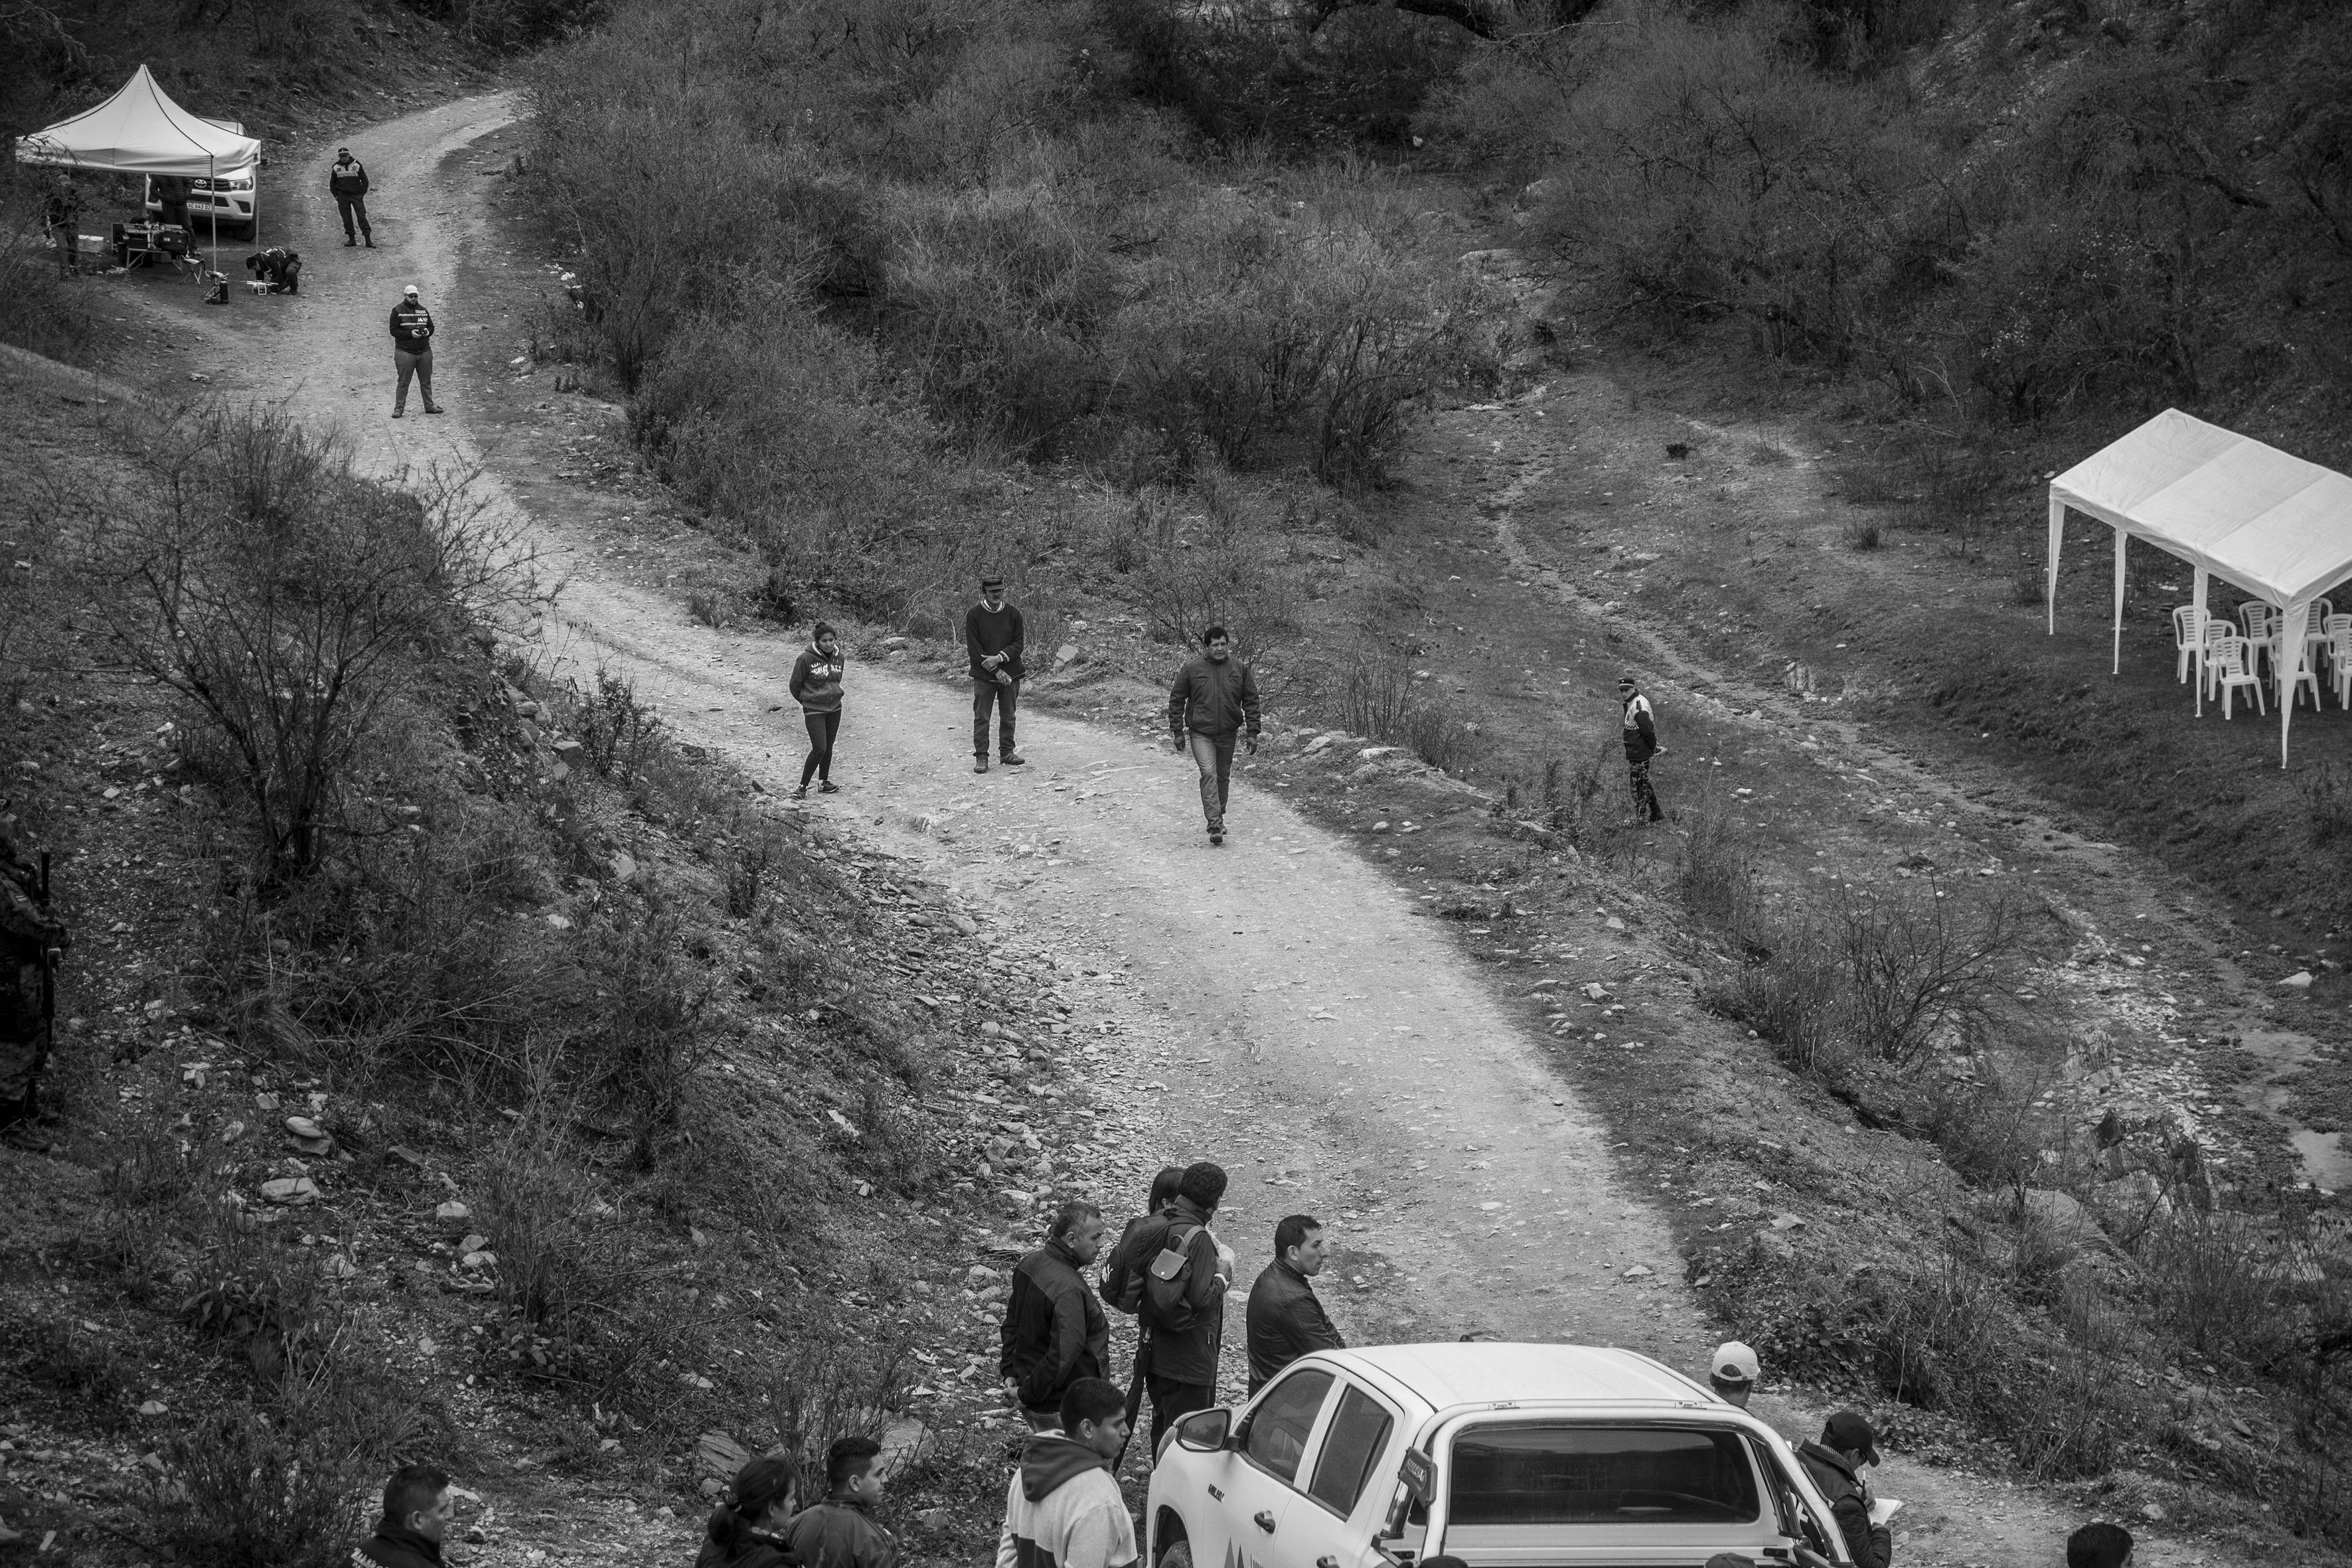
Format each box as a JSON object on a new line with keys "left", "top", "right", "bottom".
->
{"left": 1139, "top": 1162, "right": 1235, "bottom": 1449}
{"left": 784, "top": 1437, "right": 897, "bottom": 1568}
{"left": 1, "top": 822, "right": 67, "bottom": 1154}
{"left": 389, "top": 285, "right": 440, "bottom": 418}
{"left": 1245, "top": 1214, "right": 1346, "bottom": 1395}
{"left": 966, "top": 577, "right": 1026, "bottom": 773}
{"left": 1000, "top": 1201, "right": 1111, "bottom": 1430}
{"left": 2066, "top": 1522, "right": 2133, "bottom": 1568}
{"left": 1618, "top": 672, "right": 1666, "bottom": 824}
{"left": 331, "top": 147, "right": 373, "bottom": 247}
{"left": 1166, "top": 627, "right": 1262, "bottom": 846}
{"left": 358, "top": 1464, "right": 453, "bottom": 1568}
{"left": 1797, "top": 1411, "right": 1891, "bottom": 1568}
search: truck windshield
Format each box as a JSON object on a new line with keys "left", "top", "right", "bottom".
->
{"left": 1447, "top": 1425, "right": 1761, "bottom": 1526}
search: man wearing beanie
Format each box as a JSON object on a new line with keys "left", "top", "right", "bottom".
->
{"left": 996, "top": 1377, "right": 1136, "bottom": 1568}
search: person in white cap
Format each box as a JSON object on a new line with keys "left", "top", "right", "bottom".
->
{"left": 388, "top": 285, "right": 441, "bottom": 418}
{"left": 1709, "top": 1340, "right": 1759, "bottom": 1407}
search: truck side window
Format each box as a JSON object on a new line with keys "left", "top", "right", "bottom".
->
{"left": 1308, "top": 1384, "right": 1395, "bottom": 1517}
{"left": 1245, "top": 1368, "right": 1334, "bottom": 1485}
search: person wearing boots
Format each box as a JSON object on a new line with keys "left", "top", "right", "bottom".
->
{"left": 389, "top": 285, "right": 440, "bottom": 418}
{"left": 331, "top": 147, "right": 374, "bottom": 247}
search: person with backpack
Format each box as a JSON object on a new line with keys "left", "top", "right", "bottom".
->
{"left": 1138, "top": 1162, "right": 1235, "bottom": 1449}
{"left": 1099, "top": 1166, "right": 1183, "bottom": 1454}
{"left": 998, "top": 1200, "right": 1110, "bottom": 1431}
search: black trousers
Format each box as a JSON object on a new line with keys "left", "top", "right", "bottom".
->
{"left": 972, "top": 677, "right": 1019, "bottom": 757}
{"left": 1146, "top": 1370, "right": 1215, "bottom": 1452}
{"left": 335, "top": 194, "right": 371, "bottom": 240}
{"left": 801, "top": 708, "right": 840, "bottom": 787}
{"left": 1628, "top": 755, "right": 1664, "bottom": 822}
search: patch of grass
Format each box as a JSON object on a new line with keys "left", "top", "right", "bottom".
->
{"left": 1842, "top": 516, "right": 1881, "bottom": 550}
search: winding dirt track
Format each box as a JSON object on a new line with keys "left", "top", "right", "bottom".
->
{"left": 101, "top": 88, "right": 2265, "bottom": 1568}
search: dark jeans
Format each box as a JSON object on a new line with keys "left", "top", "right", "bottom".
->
{"left": 801, "top": 708, "right": 840, "bottom": 787}
{"left": 1146, "top": 1370, "right": 1216, "bottom": 1452}
{"left": 394, "top": 349, "right": 435, "bottom": 412}
{"left": 972, "top": 676, "right": 1019, "bottom": 757}
{"left": 1187, "top": 732, "right": 1238, "bottom": 829}
{"left": 335, "top": 194, "right": 371, "bottom": 240}
{"left": 1628, "top": 755, "right": 1663, "bottom": 822}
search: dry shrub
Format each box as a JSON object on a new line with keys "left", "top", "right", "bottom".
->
{"left": 146, "top": 1403, "right": 366, "bottom": 1568}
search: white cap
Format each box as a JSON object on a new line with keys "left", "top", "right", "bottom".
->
{"left": 1712, "top": 1341, "right": 1760, "bottom": 1384}
{"left": 402, "top": 284, "right": 420, "bottom": 297}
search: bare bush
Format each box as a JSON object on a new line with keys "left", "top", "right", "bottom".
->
{"left": 67, "top": 408, "right": 526, "bottom": 888}
{"left": 1830, "top": 880, "right": 2022, "bottom": 1066}
{"left": 1676, "top": 781, "right": 1759, "bottom": 944}
{"left": 145, "top": 1402, "right": 367, "bottom": 1568}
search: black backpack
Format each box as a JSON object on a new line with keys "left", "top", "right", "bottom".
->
{"left": 1140, "top": 1221, "right": 1208, "bottom": 1333}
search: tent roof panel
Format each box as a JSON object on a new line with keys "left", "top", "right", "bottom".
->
{"left": 13, "top": 63, "right": 260, "bottom": 177}
{"left": 2051, "top": 408, "right": 2244, "bottom": 515}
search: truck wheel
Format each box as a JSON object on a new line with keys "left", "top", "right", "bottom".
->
{"left": 1158, "top": 1541, "right": 1193, "bottom": 1568}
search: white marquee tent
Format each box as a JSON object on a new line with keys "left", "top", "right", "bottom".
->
{"left": 14, "top": 64, "right": 262, "bottom": 266}
{"left": 2047, "top": 408, "right": 2352, "bottom": 767}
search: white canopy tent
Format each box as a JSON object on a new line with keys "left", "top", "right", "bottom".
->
{"left": 14, "top": 64, "right": 263, "bottom": 270}
{"left": 2047, "top": 408, "right": 2352, "bottom": 767}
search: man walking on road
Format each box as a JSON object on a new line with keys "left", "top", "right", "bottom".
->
{"left": 1168, "top": 627, "right": 1261, "bottom": 846}
{"left": 390, "top": 285, "right": 441, "bottom": 418}
{"left": 1245, "top": 1214, "right": 1345, "bottom": 1395}
{"left": 1618, "top": 672, "right": 1666, "bottom": 824}
{"left": 1139, "top": 1162, "right": 1236, "bottom": 1449}
{"left": 331, "top": 147, "right": 374, "bottom": 247}
{"left": 967, "top": 577, "right": 1026, "bottom": 773}
{"left": 1000, "top": 1200, "right": 1111, "bottom": 1431}
{"left": 1798, "top": 1411, "right": 1893, "bottom": 1568}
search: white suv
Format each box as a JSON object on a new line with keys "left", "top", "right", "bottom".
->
{"left": 143, "top": 129, "right": 260, "bottom": 240}
{"left": 1147, "top": 1343, "right": 1856, "bottom": 1568}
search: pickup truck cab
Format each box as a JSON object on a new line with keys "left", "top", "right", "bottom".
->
{"left": 1148, "top": 1343, "right": 1855, "bottom": 1568}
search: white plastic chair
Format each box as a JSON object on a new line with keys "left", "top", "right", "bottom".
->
{"left": 2330, "top": 629, "right": 2352, "bottom": 709}
{"left": 2240, "top": 603, "right": 2278, "bottom": 678}
{"left": 2212, "top": 638, "right": 2266, "bottom": 719}
{"left": 2203, "top": 625, "right": 2241, "bottom": 702}
{"left": 2288, "top": 646, "right": 2324, "bottom": 711}
{"left": 2171, "top": 605, "right": 2202, "bottom": 684}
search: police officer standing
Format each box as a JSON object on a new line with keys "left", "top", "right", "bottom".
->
{"left": 330, "top": 147, "right": 373, "bottom": 248}
{"left": 389, "top": 285, "right": 441, "bottom": 418}
{"left": 0, "top": 821, "right": 67, "bottom": 1155}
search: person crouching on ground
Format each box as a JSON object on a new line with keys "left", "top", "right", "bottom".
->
{"left": 783, "top": 1437, "right": 897, "bottom": 1568}
{"left": 358, "top": 1464, "right": 455, "bottom": 1568}
{"left": 996, "top": 1377, "right": 1138, "bottom": 1568}
{"left": 698, "top": 1456, "right": 805, "bottom": 1568}
{"left": 789, "top": 623, "right": 846, "bottom": 799}
{"left": 1167, "top": 627, "right": 1262, "bottom": 846}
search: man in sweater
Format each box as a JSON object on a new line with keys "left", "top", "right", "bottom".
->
{"left": 1166, "top": 627, "right": 1262, "bottom": 846}
{"left": 995, "top": 1378, "right": 1137, "bottom": 1568}
{"left": 1245, "top": 1214, "right": 1345, "bottom": 1395}
{"left": 358, "top": 1464, "right": 454, "bottom": 1568}
{"left": 389, "top": 285, "right": 440, "bottom": 418}
{"left": 330, "top": 147, "right": 373, "bottom": 247}
{"left": 966, "top": 577, "right": 1026, "bottom": 773}
{"left": 1139, "top": 1162, "right": 1236, "bottom": 1449}
{"left": 1618, "top": 672, "right": 1666, "bottom": 824}
{"left": 1000, "top": 1201, "right": 1111, "bottom": 1430}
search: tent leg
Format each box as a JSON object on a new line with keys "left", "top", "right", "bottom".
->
{"left": 2046, "top": 497, "right": 2065, "bottom": 636}
{"left": 2192, "top": 568, "right": 2207, "bottom": 718}
{"left": 2110, "top": 526, "right": 2127, "bottom": 676}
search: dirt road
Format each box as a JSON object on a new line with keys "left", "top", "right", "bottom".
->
{"left": 96, "top": 90, "right": 2272, "bottom": 1568}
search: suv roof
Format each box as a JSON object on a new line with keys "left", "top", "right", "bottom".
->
{"left": 1318, "top": 1342, "right": 1719, "bottom": 1415}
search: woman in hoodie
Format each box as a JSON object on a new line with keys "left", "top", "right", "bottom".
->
{"left": 696, "top": 1455, "right": 804, "bottom": 1568}
{"left": 789, "top": 624, "right": 846, "bottom": 798}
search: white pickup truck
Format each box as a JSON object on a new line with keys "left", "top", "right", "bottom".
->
{"left": 1147, "top": 1343, "right": 1857, "bottom": 1568}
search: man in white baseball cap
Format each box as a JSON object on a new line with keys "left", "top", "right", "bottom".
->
{"left": 1709, "top": 1340, "right": 1759, "bottom": 1407}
